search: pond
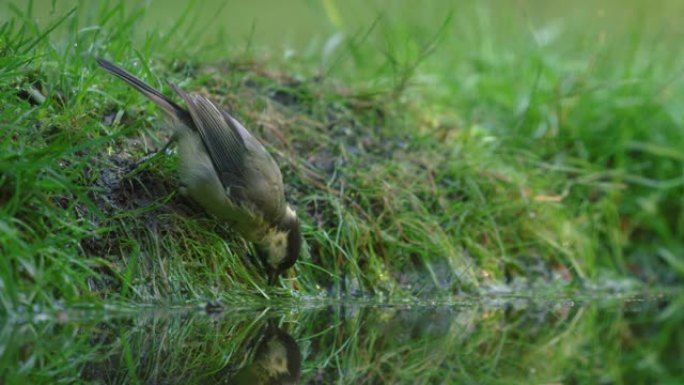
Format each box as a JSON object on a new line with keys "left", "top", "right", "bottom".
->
{"left": 2, "top": 292, "right": 681, "bottom": 384}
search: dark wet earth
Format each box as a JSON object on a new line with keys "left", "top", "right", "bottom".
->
{"left": 2, "top": 292, "right": 682, "bottom": 384}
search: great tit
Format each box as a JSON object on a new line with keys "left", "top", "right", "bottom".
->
{"left": 96, "top": 58, "right": 301, "bottom": 285}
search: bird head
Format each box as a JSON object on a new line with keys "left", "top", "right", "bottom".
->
{"left": 256, "top": 207, "right": 301, "bottom": 285}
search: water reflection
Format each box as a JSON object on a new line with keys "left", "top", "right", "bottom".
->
{"left": 227, "top": 321, "right": 301, "bottom": 385}
{"left": 1, "top": 293, "right": 681, "bottom": 384}
{"left": 73, "top": 310, "right": 301, "bottom": 384}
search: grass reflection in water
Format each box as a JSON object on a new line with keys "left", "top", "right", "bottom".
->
{"left": 1, "top": 293, "right": 680, "bottom": 384}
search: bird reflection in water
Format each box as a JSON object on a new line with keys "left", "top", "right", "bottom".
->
{"left": 226, "top": 320, "right": 302, "bottom": 385}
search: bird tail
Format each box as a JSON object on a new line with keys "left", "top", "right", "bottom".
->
{"left": 96, "top": 58, "right": 191, "bottom": 125}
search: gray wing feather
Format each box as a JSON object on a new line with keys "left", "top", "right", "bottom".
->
{"left": 170, "top": 84, "right": 248, "bottom": 188}
{"left": 170, "top": 83, "right": 286, "bottom": 222}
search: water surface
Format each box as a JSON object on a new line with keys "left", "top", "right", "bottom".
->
{"left": 2, "top": 292, "right": 682, "bottom": 384}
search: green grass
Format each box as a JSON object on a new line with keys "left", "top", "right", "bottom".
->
{"left": 0, "top": 0, "right": 682, "bottom": 311}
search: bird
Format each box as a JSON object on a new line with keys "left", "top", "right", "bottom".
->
{"left": 96, "top": 58, "right": 301, "bottom": 285}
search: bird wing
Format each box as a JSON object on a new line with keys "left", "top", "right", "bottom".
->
{"left": 170, "top": 84, "right": 248, "bottom": 188}
{"left": 223, "top": 112, "right": 286, "bottom": 222}
{"left": 170, "top": 84, "right": 286, "bottom": 221}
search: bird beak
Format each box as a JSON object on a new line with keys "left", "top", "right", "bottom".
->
{"left": 267, "top": 270, "right": 279, "bottom": 286}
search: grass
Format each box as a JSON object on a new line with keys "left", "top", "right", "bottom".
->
{"left": 0, "top": 0, "right": 682, "bottom": 312}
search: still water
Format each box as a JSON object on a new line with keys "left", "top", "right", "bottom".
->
{"left": 1, "top": 293, "right": 681, "bottom": 384}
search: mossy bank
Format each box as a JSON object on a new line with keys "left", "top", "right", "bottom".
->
{"left": 1, "top": 1, "right": 682, "bottom": 310}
